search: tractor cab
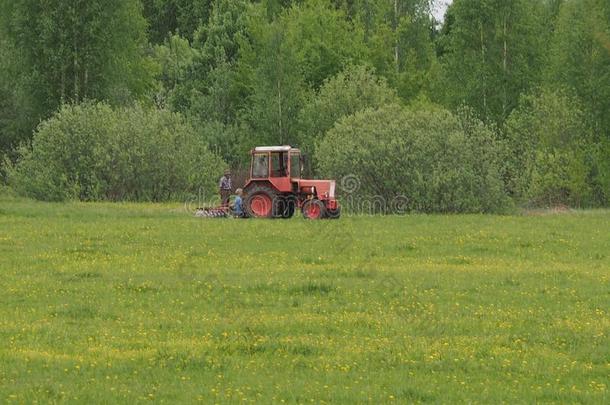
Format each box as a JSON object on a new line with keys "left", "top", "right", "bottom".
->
{"left": 250, "top": 145, "right": 301, "bottom": 186}
{"left": 243, "top": 146, "right": 340, "bottom": 219}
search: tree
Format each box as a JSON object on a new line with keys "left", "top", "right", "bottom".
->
{"left": 282, "top": 0, "right": 367, "bottom": 90}
{"left": 5, "top": 103, "right": 224, "bottom": 202}
{"left": 438, "top": 0, "right": 546, "bottom": 124}
{"left": 152, "top": 34, "right": 199, "bottom": 109}
{"left": 504, "top": 88, "right": 595, "bottom": 206}
{"left": 298, "top": 65, "right": 399, "bottom": 155}
{"left": 142, "top": 0, "right": 213, "bottom": 43}
{"left": 349, "top": 0, "right": 438, "bottom": 101}
{"left": 1, "top": 0, "right": 155, "bottom": 121}
{"left": 238, "top": 1, "right": 368, "bottom": 147}
{"left": 185, "top": 0, "right": 251, "bottom": 125}
{"left": 317, "top": 104, "right": 510, "bottom": 213}
{"left": 0, "top": 36, "right": 35, "bottom": 158}
{"left": 547, "top": 0, "right": 610, "bottom": 141}
{"left": 239, "top": 7, "right": 308, "bottom": 146}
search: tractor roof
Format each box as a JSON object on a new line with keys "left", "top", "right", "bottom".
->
{"left": 253, "top": 146, "right": 297, "bottom": 152}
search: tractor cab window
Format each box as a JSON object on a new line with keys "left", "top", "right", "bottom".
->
{"left": 270, "top": 152, "right": 288, "bottom": 177}
{"left": 252, "top": 153, "right": 269, "bottom": 178}
{"left": 290, "top": 152, "right": 301, "bottom": 178}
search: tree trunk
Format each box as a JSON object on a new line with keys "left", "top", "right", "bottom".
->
{"left": 277, "top": 79, "right": 283, "bottom": 144}
{"left": 60, "top": 65, "right": 66, "bottom": 104}
{"left": 84, "top": 68, "right": 88, "bottom": 100}
{"left": 394, "top": 0, "right": 399, "bottom": 72}
{"left": 480, "top": 21, "right": 487, "bottom": 111}
{"left": 73, "top": 12, "right": 79, "bottom": 103}
{"left": 502, "top": 13, "right": 509, "bottom": 119}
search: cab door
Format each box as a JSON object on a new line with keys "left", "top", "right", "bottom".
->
{"left": 268, "top": 151, "right": 292, "bottom": 192}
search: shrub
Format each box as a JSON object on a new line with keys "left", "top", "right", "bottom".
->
{"left": 504, "top": 88, "right": 598, "bottom": 207}
{"left": 298, "top": 65, "right": 399, "bottom": 155}
{"left": 527, "top": 148, "right": 591, "bottom": 207}
{"left": 196, "top": 120, "right": 251, "bottom": 167}
{"left": 588, "top": 139, "right": 610, "bottom": 205}
{"left": 316, "top": 104, "right": 510, "bottom": 214}
{"left": 5, "top": 102, "right": 224, "bottom": 201}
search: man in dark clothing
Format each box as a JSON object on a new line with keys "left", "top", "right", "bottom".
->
{"left": 219, "top": 169, "right": 232, "bottom": 207}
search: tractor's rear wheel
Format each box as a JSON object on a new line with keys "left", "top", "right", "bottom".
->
{"left": 302, "top": 199, "right": 326, "bottom": 220}
{"left": 244, "top": 185, "right": 278, "bottom": 218}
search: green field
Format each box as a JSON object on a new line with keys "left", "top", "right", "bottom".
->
{"left": 0, "top": 196, "right": 608, "bottom": 403}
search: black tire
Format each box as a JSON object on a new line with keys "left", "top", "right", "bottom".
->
{"left": 326, "top": 207, "right": 341, "bottom": 219}
{"left": 244, "top": 185, "right": 278, "bottom": 218}
{"left": 302, "top": 199, "right": 326, "bottom": 220}
{"left": 278, "top": 195, "right": 296, "bottom": 219}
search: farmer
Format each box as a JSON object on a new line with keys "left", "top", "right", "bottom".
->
{"left": 233, "top": 188, "right": 245, "bottom": 218}
{"left": 219, "top": 169, "right": 232, "bottom": 207}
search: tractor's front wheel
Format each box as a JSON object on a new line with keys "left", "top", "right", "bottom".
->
{"left": 244, "top": 185, "right": 277, "bottom": 218}
{"left": 302, "top": 199, "right": 326, "bottom": 220}
{"left": 326, "top": 207, "right": 341, "bottom": 219}
{"left": 278, "top": 196, "right": 296, "bottom": 219}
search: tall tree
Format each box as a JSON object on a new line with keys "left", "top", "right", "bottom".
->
{"left": 142, "top": 0, "right": 213, "bottom": 43}
{"left": 547, "top": 0, "right": 610, "bottom": 140}
{"left": 438, "top": 0, "right": 546, "bottom": 124}
{"left": 298, "top": 64, "right": 399, "bottom": 155}
{"left": 187, "top": 0, "right": 251, "bottom": 124}
{"left": 240, "top": 7, "right": 307, "bottom": 146}
{"left": 348, "top": 0, "right": 438, "bottom": 101}
{"left": 1, "top": 0, "right": 155, "bottom": 120}
{"left": 239, "top": 1, "right": 366, "bottom": 145}
{"left": 282, "top": 0, "right": 367, "bottom": 90}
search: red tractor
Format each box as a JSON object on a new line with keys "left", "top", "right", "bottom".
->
{"left": 242, "top": 146, "right": 340, "bottom": 219}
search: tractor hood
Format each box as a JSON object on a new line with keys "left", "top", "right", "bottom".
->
{"left": 299, "top": 179, "right": 336, "bottom": 200}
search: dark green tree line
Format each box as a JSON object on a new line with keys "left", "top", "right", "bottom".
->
{"left": 0, "top": 0, "right": 155, "bottom": 153}
{"left": 1, "top": 0, "right": 608, "bottom": 207}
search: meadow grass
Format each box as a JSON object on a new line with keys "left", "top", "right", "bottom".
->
{"left": 0, "top": 195, "right": 608, "bottom": 403}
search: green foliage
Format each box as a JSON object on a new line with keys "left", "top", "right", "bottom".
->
{"left": 0, "top": 38, "right": 31, "bottom": 155}
{"left": 590, "top": 139, "right": 610, "bottom": 203}
{"left": 196, "top": 120, "right": 251, "bottom": 167}
{"left": 298, "top": 65, "right": 400, "bottom": 154}
{"left": 142, "top": 0, "right": 212, "bottom": 43}
{"left": 527, "top": 148, "right": 591, "bottom": 207}
{"left": 6, "top": 103, "right": 223, "bottom": 202}
{"left": 361, "top": 0, "right": 439, "bottom": 101}
{"left": 238, "top": 4, "right": 309, "bottom": 146}
{"left": 504, "top": 88, "right": 600, "bottom": 207}
{"left": 186, "top": 0, "right": 251, "bottom": 125}
{"left": 152, "top": 34, "right": 200, "bottom": 108}
{"left": 439, "top": 0, "right": 546, "bottom": 123}
{"left": 281, "top": 0, "right": 367, "bottom": 90}
{"left": 1, "top": 0, "right": 609, "bottom": 209}
{"left": 316, "top": 104, "right": 510, "bottom": 213}
{"left": 547, "top": 0, "right": 610, "bottom": 140}
{"left": 1, "top": 0, "right": 156, "bottom": 120}
{"left": 155, "top": 0, "right": 250, "bottom": 132}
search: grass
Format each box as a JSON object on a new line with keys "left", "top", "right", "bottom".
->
{"left": 0, "top": 195, "right": 608, "bottom": 403}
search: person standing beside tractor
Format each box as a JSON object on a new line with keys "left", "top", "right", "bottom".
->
{"left": 232, "top": 188, "right": 245, "bottom": 218}
{"left": 219, "top": 169, "right": 232, "bottom": 207}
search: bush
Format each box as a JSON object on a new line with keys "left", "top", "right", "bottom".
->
{"left": 316, "top": 104, "right": 511, "bottom": 214}
{"left": 298, "top": 65, "right": 399, "bottom": 155}
{"left": 196, "top": 120, "right": 251, "bottom": 168}
{"left": 588, "top": 139, "right": 610, "bottom": 205}
{"left": 504, "top": 88, "right": 598, "bottom": 207}
{"left": 527, "top": 148, "right": 591, "bottom": 207}
{"left": 5, "top": 102, "right": 224, "bottom": 201}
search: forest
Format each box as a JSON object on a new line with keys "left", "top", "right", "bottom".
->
{"left": 0, "top": 0, "right": 609, "bottom": 211}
